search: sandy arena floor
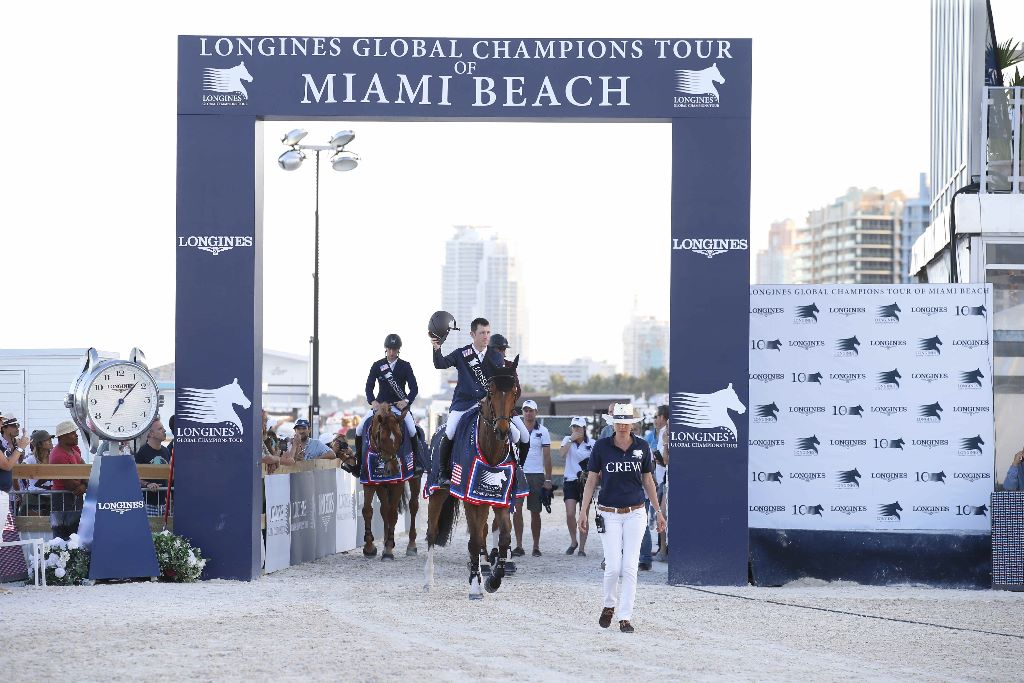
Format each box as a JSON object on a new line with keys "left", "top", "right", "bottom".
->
{"left": 2, "top": 499, "right": 1023, "bottom": 682}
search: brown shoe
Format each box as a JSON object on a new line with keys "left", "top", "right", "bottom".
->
{"left": 599, "top": 607, "right": 614, "bottom": 628}
{"left": 619, "top": 620, "right": 635, "bottom": 633}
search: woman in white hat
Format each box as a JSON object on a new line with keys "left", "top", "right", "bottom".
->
{"left": 559, "top": 416, "right": 594, "bottom": 556}
{"left": 579, "top": 403, "right": 666, "bottom": 634}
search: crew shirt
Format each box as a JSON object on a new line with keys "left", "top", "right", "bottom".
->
{"left": 587, "top": 434, "right": 652, "bottom": 509}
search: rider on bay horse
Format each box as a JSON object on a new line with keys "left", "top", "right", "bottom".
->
{"left": 430, "top": 314, "right": 507, "bottom": 487}
{"left": 488, "top": 332, "right": 531, "bottom": 464}
{"left": 354, "top": 333, "right": 421, "bottom": 463}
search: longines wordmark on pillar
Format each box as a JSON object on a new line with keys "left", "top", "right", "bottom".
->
{"left": 176, "top": 35, "right": 752, "bottom": 582}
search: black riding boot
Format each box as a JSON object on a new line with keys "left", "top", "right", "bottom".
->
{"left": 437, "top": 435, "right": 454, "bottom": 486}
{"left": 354, "top": 436, "right": 363, "bottom": 459}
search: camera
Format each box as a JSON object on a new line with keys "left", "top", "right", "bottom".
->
{"left": 654, "top": 450, "right": 665, "bottom": 466}
{"left": 595, "top": 513, "right": 606, "bottom": 534}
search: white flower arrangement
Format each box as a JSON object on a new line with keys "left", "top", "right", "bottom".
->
{"left": 152, "top": 531, "right": 207, "bottom": 582}
{"left": 43, "top": 534, "right": 91, "bottom": 585}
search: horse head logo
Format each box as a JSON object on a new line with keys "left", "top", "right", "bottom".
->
{"left": 766, "top": 471, "right": 783, "bottom": 483}
{"left": 808, "top": 504, "right": 824, "bottom": 516}
{"left": 959, "top": 369, "right": 984, "bottom": 386}
{"left": 673, "top": 382, "right": 746, "bottom": 439}
{"left": 808, "top": 372, "right": 823, "bottom": 384}
{"left": 480, "top": 469, "right": 508, "bottom": 489}
{"left": 202, "top": 61, "right": 254, "bottom": 98}
{"left": 796, "top": 303, "right": 819, "bottom": 321}
{"left": 971, "top": 504, "right": 989, "bottom": 516}
{"left": 969, "top": 305, "right": 987, "bottom": 318}
{"left": 178, "top": 378, "right": 251, "bottom": 434}
{"left": 877, "top": 369, "right": 902, "bottom": 387}
{"left": 877, "top": 303, "right": 901, "bottom": 320}
{"left": 919, "top": 402, "right": 943, "bottom": 420}
{"left": 837, "top": 468, "right": 862, "bottom": 487}
{"left": 960, "top": 435, "right": 984, "bottom": 452}
{"left": 796, "top": 435, "right": 820, "bottom": 453}
{"left": 756, "top": 402, "right": 779, "bottom": 420}
{"left": 766, "top": 339, "right": 783, "bottom": 351}
{"left": 932, "top": 471, "right": 948, "bottom": 483}
{"left": 675, "top": 63, "right": 725, "bottom": 100}
{"left": 919, "top": 336, "right": 942, "bottom": 354}
{"left": 848, "top": 405, "right": 865, "bottom": 417}
{"left": 878, "top": 502, "right": 903, "bottom": 519}
{"left": 836, "top": 336, "right": 860, "bottom": 354}
{"left": 890, "top": 437, "right": 906, "bottom": 450}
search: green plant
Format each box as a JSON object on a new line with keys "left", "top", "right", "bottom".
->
{"left": 152, "top": 530, "right": 207, "bottom": 582}
{"left": 43, "top": 534, "right": 91, "bottom": 585}
{"left": 995, "top": 38, "right": 1024, "bottom": 86}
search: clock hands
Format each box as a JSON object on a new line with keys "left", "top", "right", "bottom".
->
{"left": 110, "top": 382, "right": 139, "bottom": 417}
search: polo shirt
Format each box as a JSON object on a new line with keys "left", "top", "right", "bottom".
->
{"left": 587, "top": 434, "right": 652, "bottom": 509}
{"left": 560, "top": 436, "right": 595, "bottom": 482}
{"left": 302, "top": 437, "right": 331, "bottom": 460}
{"left": 49, "top": 444, "right": 85, "bottom": 491}
{"left": 521, "top": 421, "right": 551, "bottom": 474}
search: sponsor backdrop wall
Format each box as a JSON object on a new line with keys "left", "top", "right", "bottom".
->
{"left": 177, "top": 35, "right": 752, "bottom": 581}
{"left": 749, "top": 284, "right": 994, "bottom": 531}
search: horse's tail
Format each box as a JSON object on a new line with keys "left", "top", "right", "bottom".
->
{"left": 398, "top": 485, "right": 408, "bottom": 514}
{"left": 435, "top": 494, "right": 461, "bottom": 548}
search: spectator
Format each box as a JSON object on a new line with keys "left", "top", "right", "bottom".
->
{"left": 1004, "top": 449, "right": 1024, "bottom": 491}
{"left": 20, "top": 429, "right": 55, "bottom": 515}
{"left": 654, "top": 404, "right": 670, "bottom": 562}
{"left": 329, "top": 433, "right": 359, "bottom": 475}
{"left": 135, "top": 419, "right": 170, "bottom": 515}
{"left": 50, "top": 420, "right": 87, "bottom": 509}
{"left": 0, "top": 415, "right": 28, "bottom": 495}
{"left": 289, "top": 419, "right": 333, "bottom": 460}
{"left": 599, "top": 402, "right": 615, "bottom": 439}
{"left": 559, "top": 416, "right": 594, "bottom": 556}
{"left": 579, "top": 403, "right": 665, "bottom": 634}
{"left": 633, "top": 417, "right": 654, "bottom": 570}
{"left": 1, "top": 415, "right": 30, "bottom": 582}
{"left": 261, "top": 410, "right": 291, "bottom": 472}
{"left": 513, "top": 399, "right": 552, "bottom": 557}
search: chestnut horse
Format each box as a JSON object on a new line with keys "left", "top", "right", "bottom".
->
{"left": 361, "top": 403, "right": 410, "bottom": 561}
{"left": 424, "top": 360, "right": 520, "bottom": 599}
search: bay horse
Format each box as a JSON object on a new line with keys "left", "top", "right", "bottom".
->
{"left": 424, "top": 359, "right": 520, "bottom": 599}
{"left": 360, "top": 403, "right": 410, "bottom": 561}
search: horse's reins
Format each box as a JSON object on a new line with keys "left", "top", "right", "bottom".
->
{"left": 478, "top": 382, "right": 514, "bottom": 459}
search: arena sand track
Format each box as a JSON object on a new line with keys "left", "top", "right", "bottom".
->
{"left": 2, "top": 498, "right": 1023, "bottom": 682}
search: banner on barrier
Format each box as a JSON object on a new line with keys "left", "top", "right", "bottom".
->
{"left": 264, "top": 474, "right": 291, "bottom": 573}
{"left": 314, "top": 469, "right": 337, "bottom": 559}
{"left": 748, "top": 284, "right": 994, "bottom": 531}
{"left": 335, "top": 469, "right": 359, "bottom": 552}
{"left": 289, "top": 471, "right": 316, "bottom": 565}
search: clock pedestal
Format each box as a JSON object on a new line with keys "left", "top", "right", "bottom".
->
{"left": 78, "top": 444, "right": 159, "bottom": 580}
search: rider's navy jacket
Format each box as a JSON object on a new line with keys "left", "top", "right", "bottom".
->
{"left": 365, "top": 357, "right": 419, "bottom": 406}
{"left": 433, "top": 344, "right": 504, "bottom": 411}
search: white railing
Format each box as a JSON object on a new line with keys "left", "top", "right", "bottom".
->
{"left": 982, "top": 86, "right": 1023, "bottom": 194}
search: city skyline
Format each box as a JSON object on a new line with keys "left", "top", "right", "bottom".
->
{"left": 4, "top": 0, "right": 1024, "bottom": 399}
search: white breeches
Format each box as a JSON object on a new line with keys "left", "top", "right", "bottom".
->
{"left": 356, "top": 407, "right": 416, "bottom": 438}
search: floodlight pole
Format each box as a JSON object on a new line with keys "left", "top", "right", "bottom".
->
{"left": 312, "top": 150, "right": 320, "bottom": 437}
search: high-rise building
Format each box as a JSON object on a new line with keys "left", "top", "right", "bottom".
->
{"left": 755, "top": 219, "right": 796, "bottom": 284}
{"left": 793, "top": 187, "right": 906, "bottom": 285}
{"left": 518, "top": 357, "right": 617, "bottom": 391}
{"left": 899, "top": 173, "right": 930, "bottom": 282}
{"left": 623, "top": 315, "right": 669, "bottom": 376}
{"left": 440, "top": 225, "right": 525, "bottom": 373}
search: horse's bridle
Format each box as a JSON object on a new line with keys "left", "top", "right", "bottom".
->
{"left": 479, "top": 379, "right": 515, "bottom": 442}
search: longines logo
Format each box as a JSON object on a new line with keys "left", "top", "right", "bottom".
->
{"left": 97, "top": 500, "right": 145, "bottom": 515}
{"left": 830, "top": 439, "right": 866, "bottom": 449}
{"left": 917, "top": 336, "right": 943, "bottom": 356}
{"left": 911, "top": 306, "right": 947, "bottom": 316}
{"left": 788, "top": 340, "right": 825, "bottom": 351}
{"left": 954, "top": 472, "right": 991, "bottom": 483}
{"left": 672, "top": 237, "right": 747, "bottom": 258}
{"left": 875, "top": 369, "right": 901, "bottom": 389}
{"left": 911, "top": 438, "right": 948, "bottom": 449}
{"left": 176, "top": 378, "right": 252, "bottom": 444}
{"left": 871, "top": 406, "right": 907, "bottom": 417}
{"left": 830, "top": 372, "right": 866, "bottom": 383}
{"left": 749, "top": 505, "right": 786, "bottom": 515}
{"left": 835, "top": 336, "right": 860, "bottom": 356}
{"left": 793, "top": 303, "right": 819, "bottom": 323}
{"left": 830, "top": 505, "right": 867, "bottom": 516}
{"left": 749, "top": 439, "right": 786, "bottom": 449}
{"left": 912, "top": 372, "right": 947, "bottom": 384}
{"left": 958, "top": 435, "right": 985, "bottom": 455}
{"left": 917, "top": 402, "right": 943, "bottom": 422}
{"left": 873, "top": 472, "right": 909, "bottom": 482}
{"left": 749, "top": 372, "right": 785, "bottom": 383}
{"left": 874, "top": 303, "right": 901, "bottom": 323}
{"left": 790, "top": 472, "right": 825, "bottom": 482}
{"left": 794, "top": 435, "right": 820, "bottom": 456}
{"left": 201, "top": 61, "right": 253, "bottom": 106}
{"left": 952, "top": 338, "right": 989, "bottom": 350}
{"left": 751, "top": 307, "right": 784, "bottom": 317}
{"left": 674, "top": 63, "right": 724, "bottom": 108}
{"left": 914, "top": 505, "right": 950, "bottom": 516}
{"left": 835, "top": 468, "right": 862, "bottom": 488}
{"left": 789, "top": 405, "right": 826, "bottom": 416}
{"left": 958, "top": 369, "right": 985, "bottom": 388}
{"left": 953, "top": 405, "right": 990, "bottom": 415}
{"left": 877, "top": 501, "right": 903, "bottom": 521}
{"left": 178, "top": 235, "right": 254, "bottom": 255}
{"left": 829, "top": 306, "right": 865, "bottom": 317}
{"left": 871, "top": 339, "right": 907, "bottom": 350}
{"left": 753, "top": 402, "right": 780, "bottom": 423}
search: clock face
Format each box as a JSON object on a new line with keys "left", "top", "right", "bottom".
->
{"left": 84, "top": 363, "right": 160, "bottom": 440}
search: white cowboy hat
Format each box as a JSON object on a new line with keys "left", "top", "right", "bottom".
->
{"left": 603, "top": 403, "right": 642, "bottom": 425}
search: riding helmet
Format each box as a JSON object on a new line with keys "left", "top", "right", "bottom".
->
{"left": 488, "top": 333, "right": 509, "bottom": 351}
{"left": 384, "top": 333, "right": 402, "bottom": 349}
{"left": 428, "top": 310, "right": 459, "bottom": 343}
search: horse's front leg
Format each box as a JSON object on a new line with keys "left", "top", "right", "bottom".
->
{"left": 485, "top": 506, "right": 512, "bottom": 594}
{"left": 381, "top": 485, "right": 397, "bottom": 561}
{"left": 362, "top": 486, "right": 377, "bottom": 557}
{"left": 407, "top": 477, "right": 420, "bottom": 556}
{"left": 466, "top": 505, "right": 484, "bottom": 600}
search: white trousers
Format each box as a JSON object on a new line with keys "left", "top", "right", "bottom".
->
{"left": 355, "top": 407, "right": 416, "bottom": 439}
{"left": 446, "top": 409, "right": 526, "bottom": 444}
{"left": 599, "top": 506, "right": 647, "bottom": 621}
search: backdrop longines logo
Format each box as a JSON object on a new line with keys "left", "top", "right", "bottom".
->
{"left": 176, "top": 378, "right": 252, "bottom": 444}
{"left": 202, "top": 61, "right": 253, "bottom": 106}
{"left": 674, "top": 63, "right": 724, "bottom": 108}
{"left": 794, "top": 303, "right": 819, "bottom": 323}
{"left": 671, "top": 383, "right": 745, "bottom": 448}
{"left": 178, "top": 235, "right": 254, "bottom": 255}
{"left": 917, "top": 336, "right": 943, "bottom": 356}
{"left": 958, "top": 369, "right": 985, "bottom": 388}
{"left": 835, "top": 468, "right": 862, "bottom": 488}
{"left": 672, "top": 237, "right": 748, "bottom": 258}
{"left": 834, "top": 336, "right": 860, "bottom": 356}
{"left": 875, "top": 303, "right": 901, "bottom": 323}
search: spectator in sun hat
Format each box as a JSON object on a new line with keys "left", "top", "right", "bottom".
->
{"left": 559, "top": 415, "right": 594, "bottom": 556}
{"left": 580, "top": 403, "right": 665, "bottom": 634}
{"left": 50, "top": 420, "right": 88, "bottom": 507}
{"left": 0, "top": 413, "right": 30, "bottom": 582}
{"left": 0, "top": 414, "right": 29, "bottom": 494}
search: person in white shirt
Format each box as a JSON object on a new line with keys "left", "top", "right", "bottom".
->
{"left": 514, "top": 400, "right": 551, "bottom": 557}
{"left": 559, "top": 416, "right": 594, "bottom": 556}
{"left": 654, "top": 404, "right": 670, "bottom": 562}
